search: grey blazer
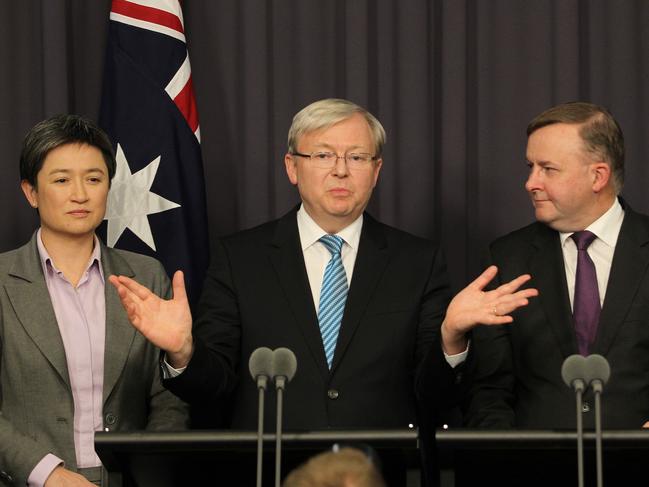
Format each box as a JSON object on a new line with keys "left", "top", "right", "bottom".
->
{"left": 0, "top": 233, "right": 189, "bottom": 486}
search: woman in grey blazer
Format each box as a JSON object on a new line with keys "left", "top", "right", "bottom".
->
{"left": 0, "top": 115, "right": 188, "bottom": 487}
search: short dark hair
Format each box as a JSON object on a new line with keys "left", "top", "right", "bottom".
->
{"left": 527, "top": 101, "right": 625, "bottom": 193}
{"left": 20, "top": 114, "right": 116, "bottom": 187}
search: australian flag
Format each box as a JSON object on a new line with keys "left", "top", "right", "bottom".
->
{"left": 99, "top": 0, "right": 209, "bottom": 308}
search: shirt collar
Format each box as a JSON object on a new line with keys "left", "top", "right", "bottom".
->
{"left": 296, "top": 204, "right": 363, "bottom": 251}
{"left": 36, "top": 228, "right": 104, "bottom": 281}
{"left": 559, "top": 197, "right": 625, "bottom": 248}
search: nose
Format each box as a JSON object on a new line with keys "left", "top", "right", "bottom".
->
{"left": 71, "top": 179, "right": 89, "bottom": 202}
{"left": 331, "top": 155, "right": 349, "bottom": 177}
{"left": 525, "top": 166, "right": 541, "bottom": 193}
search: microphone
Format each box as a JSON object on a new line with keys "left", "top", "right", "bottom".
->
{"left": 271, "top": 347, "right": 297, "bottom": 487}
{"left": 249, "top": 347, "right": 273, "bottom": 487}
{"left": 272, "top": 347, "right": 297, "bottom": 390}
{"left": 584, "top": 354, "right": 611, "bottom": 487}
{"left": 584, "top": 353, "right": 610, "bottom": 393}
{"left": 249, "top": 346, "right": 274, "bottom": 390}
{"left": 561, "top": 354, "right": 587, "bottom": 487}
{"left": 561, "top": 354, "right": 587, "bottom": 393}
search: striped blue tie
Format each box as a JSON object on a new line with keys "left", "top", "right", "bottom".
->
{"left": 318, "top": 235, "right": 348, "bottom": 369}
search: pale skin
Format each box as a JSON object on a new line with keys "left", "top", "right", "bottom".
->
{"left": 525, "top": 123, "right": 616, "bottom": 233}
{"left": 284, "top": 113, "right": 382, "bottom": 234}
{"left": 21, "top": 143, "right": 109, "bottom": 286}
{"left": 44, "top": 467, "right": 95, "bottom": 487}
{"left": 21, "top": 143, "right": 110, "bottom": 485}
{"left": 110, "top": 115, "right": 537, "bottom": 366}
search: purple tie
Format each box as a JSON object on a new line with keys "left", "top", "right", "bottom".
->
{"left": 571, "top": 231, "right": 601, "bottom": 356}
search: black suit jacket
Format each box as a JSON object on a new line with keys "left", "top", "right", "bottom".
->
{"left": 466, "top": 201, "right": 649, "bottom": 429}
{"left": 166, "top": 208, "right": 459, "bottom": 431}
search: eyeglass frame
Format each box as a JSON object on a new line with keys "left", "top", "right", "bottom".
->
{"left": 290, "top": 150, "right": 380, "bottom": 169}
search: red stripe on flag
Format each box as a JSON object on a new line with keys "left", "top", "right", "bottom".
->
{"left": 111, "top": 0, "right": 184, "bottom": 34}
{"left": 174, "top": 76, "right": 199, "bottom": 133}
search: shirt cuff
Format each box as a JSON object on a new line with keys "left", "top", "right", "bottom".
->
{"left": 444, "top": 340, "right": 470, "bottom": 368}
{"left": 162, "top": 355, "right": 187, "bottom": 378}
{"left": 28, "top": 453, "right": 63, "bottom": 487}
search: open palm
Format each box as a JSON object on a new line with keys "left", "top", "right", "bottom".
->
{"left": 109, "top": 270, "right": 194, "bottom": 365}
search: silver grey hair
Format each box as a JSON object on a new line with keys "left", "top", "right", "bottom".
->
{"left": 287, "top": 98, "right": 386, "bottom": 156}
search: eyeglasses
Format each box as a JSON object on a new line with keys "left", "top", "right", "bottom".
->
{"left": 291, "top": 151, "right": 379, "bottom": 169}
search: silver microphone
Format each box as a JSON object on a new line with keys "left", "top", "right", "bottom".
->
{"left": 248, "top": 347, "right": 273, "bottom": 487}
{"left": 271, "top": 347, "right": 297, "bottom": 487}
{"left": 271, "top": 347, "right": 297, "bottom": 390}
{"left": 584, "top": 353, "right": 610, "bottom": 394}
{"left": 249, "top": 346, "right": 274, "bottom": 390}
{"left": 562, "top": 354, "right": 588, "bottom": 487}
{"left": 561, "top": 354, "right": 587, "bottom": 393}
{"left": 585, "top": 354, "right": 611, "bottom": 487}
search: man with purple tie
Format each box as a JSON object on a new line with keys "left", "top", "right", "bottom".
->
{"left": 466, "top": 102, "right": 649, "bottom": 430}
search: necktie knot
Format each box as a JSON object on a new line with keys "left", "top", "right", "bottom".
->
{"left": 320, "top": 234, "right": 344, "bottom": 256}
{"left": 571, "top": 230, "right": 597, "bottom": 251}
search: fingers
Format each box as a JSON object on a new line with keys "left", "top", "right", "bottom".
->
{"left": 469, "top": 265, "right": 499, "bottom": 291}
{"left": 491, "top": 273, "right": 534, "bottom": 297}
{"left": 113, "top": 274, "right": 154, "bottom": 300}
{"left": 108, "top": 275, "right": 145, "bottom": 326}
{"left": 172, "top": 270, "right": 188, "bottom": 302}
{"left": 492, "top": 297, "right": 531, "bottom": 317}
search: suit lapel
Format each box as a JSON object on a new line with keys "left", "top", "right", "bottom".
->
{"left": 100, "top": 244, "right": 137, "bottom": 403}
{"left": 331, "top": 214, "right": 389, "bottom": 372}
{"left": 529, "top": 224, "right": 578, "bottom": 358}
{"left": 593, "top": 209, "right": 649, "bottom": 355}
{"left": 5, "top": 236, "right": 70, "bottom": 386}
{"left": 268, "top": 210, "right": 329, "bottom": 379}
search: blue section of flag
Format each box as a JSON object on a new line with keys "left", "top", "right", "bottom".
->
{"left": 98, "top": 18, "right": 209, "bottom": 308}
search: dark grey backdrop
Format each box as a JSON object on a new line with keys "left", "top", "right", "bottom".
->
{"left": 2, "top": 0, "right": 648, "bottom": 291}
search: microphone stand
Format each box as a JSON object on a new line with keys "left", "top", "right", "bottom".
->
{"left": 585, "top": 354, "right": 610, "bottom": 487}
{"left": 274, "top": 375, "right": 287, "bottom": 487}
{"left": 573, "top": 378, "right": 585, "bottom": 487}
{"left": 255, "top": 375, "right": 268, "bottom": 487}
{"left": 249, "top": 347, "right": 273, "bottom": 487}
{"left": 593, "top": 379, "right": 604, "bottom": 487}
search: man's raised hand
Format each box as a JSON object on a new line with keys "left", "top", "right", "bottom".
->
{"left": 108, "top": 270, "right": 194, "bottom": 368}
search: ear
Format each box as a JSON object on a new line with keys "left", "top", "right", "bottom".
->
{"left": 284, "top": 153, "right": 298, "bottom": 186}
{"left": 20, "top": 180, "right": 38, "bottom": 208}
{"left": 591, "top": 162, "right": 611, "bottom": 193}
{"left": 371, "top": 158, "right": 383, "bottom": 188}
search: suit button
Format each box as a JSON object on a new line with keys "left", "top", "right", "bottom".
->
{"left": 327, "top": 389, "right": 339, "bottom": 400}
{"left": 105, "top": 413, "right": 117, "bottom": 425}
{"left": 0, "top": 470, "right": 14, "bottom": 483}
{"left": 582, "top": 402, "right": 590, "bottom": 413}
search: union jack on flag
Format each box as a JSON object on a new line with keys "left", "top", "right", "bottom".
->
{"left": 99, "top": 0, "right": 209, "bottom": 307}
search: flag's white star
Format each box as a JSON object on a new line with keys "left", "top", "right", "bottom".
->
{"left": 104, "top": 143, "right": 180, "bottom": 251}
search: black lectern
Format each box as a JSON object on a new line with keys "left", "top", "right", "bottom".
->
{"left": 95, "top": 429, "right": 421, "bottom": 487}
{"left": 435, "top": 429, "right": 649, "bottom": 487}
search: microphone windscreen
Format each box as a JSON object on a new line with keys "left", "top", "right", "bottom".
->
{"left": 272, "top": 347, "right": 297, "bottom": 382}
{"left": 561, "top": 354, "right": 587, "bottom": 387}
{"left": 585, "top": 354, "right": 611, "bottom": 385}
{"left": 249, "top": 347, "right": 274, "bottom": 380}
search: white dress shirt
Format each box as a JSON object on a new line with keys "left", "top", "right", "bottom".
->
{"left": 297, "top": 206, "right": 361, "bottom": 309}
{"left": 559, "top": 198, "right": 625, "bottom": 309}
